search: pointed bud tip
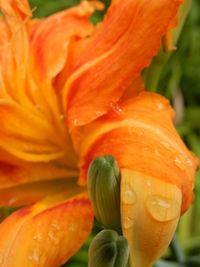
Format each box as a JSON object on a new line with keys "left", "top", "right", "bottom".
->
{"left": 87, "top": 155, "right": 121, "bottom": 232}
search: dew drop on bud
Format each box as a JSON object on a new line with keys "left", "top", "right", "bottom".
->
{"left": 121, "top": 183, "right": 137, "bottom": 205}
{"left": 123, "top": 216, "right": 134, "bottom": 229}
{"left": 146, "top": 195, "right": 180, "bottom": 222}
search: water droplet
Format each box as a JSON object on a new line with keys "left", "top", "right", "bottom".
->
{"left": 33, "top": 232, "right": 42, "bottom": 241}
{"left": 147, "top": 179, "right": 151, "bottom": 187}
{"left": 186, "top": 158, "right": 193, "bottom": 167}
{"left": 48, "top": 231, "right": 55, "bottom": 240}
{"left": 8, "top": 197, "right": 16, "bottom": 205}
{"left": 174, "top": 156, "right": 184, "bottom": 171}
{"left": 29, "top": 248, "right": 39, "bottom": 263}
{"left": 121, "top": 183, "right": 137, "bottom": 205}
{"left": 157, "top": 102, "right": 164, "bottom": 110}
{"left": 69, "top": 223, "right": 75, "bottom": 232}
{"left": 110, "top": 102, "right": 123, "bottom": 115}
{"left": 156, "top": 129, "right": 162, "bottom": 135}
{"left": 60, "top": 114, "right": 65, "bottom": 121}
{"left": 73, "top": 119, "right": 78, "bottom": 125}
{"left": 52, "top": 221, "right": 60, "bottom": 230}
{"left": 146, "top": 195, "right": 180, "bottom": 222}
{"left": 161, "top": 141, "right": 170, "bottom": 149}
{"left": 123, "top": 216, "right": 134, "bottom": 229}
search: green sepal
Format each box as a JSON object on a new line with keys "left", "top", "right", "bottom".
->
{"left": 87, "top": 155, "right": 121, "bottom": 232}
{"left": 89, "top": 229, "right": 129, "bottom": 267}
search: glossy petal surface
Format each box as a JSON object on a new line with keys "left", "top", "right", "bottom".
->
{"left": 65, "top": 0, "right": 183, "bottom": 129}
{"left": 0, "top": 193, "right": 93, "bottom": 267}
{"left": 80, "top": 92, "right": 198, "bottom": 213}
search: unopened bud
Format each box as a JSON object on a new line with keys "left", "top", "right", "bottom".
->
{"left": 87, "top": 155, "right": 121, "bottom": 232}
{"left": 89, "top": 229, "right": 129, "bottom": 267}
{"left": 120, "top": 169, "right": 182, "bottom": 267}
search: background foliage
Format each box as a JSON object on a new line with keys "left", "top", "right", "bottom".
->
{"left": 28, "top": 1, "right": 200, "bottom": 266}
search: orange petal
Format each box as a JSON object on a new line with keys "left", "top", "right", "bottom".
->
{"left": 14, "top": 0, "right": 31, "bottom": 17}
{"left": 0, "top": 0, "right": 31, "bottom": 96}
{"left": 0, "top": 193, "right": 93, "bottom": 267}
{"left": 79, "top": 92, "right": 198, "bottom": 214}
{"left": 65, "top": 0, "right": 183, "bottom": 129}
{"left": 0, "top": 177, "right": 85, "bottom": 208}
{"left": 29, "top": 1, "right": 102, "bottom": 82}
{"left": 0, "top": 91, "right": 78, "bottom": 171}
{"left": 119, "top": 76, "right": 144, "bottom": 102}
{"left": 0, "top": 151, "right": 78, "bottom": 189}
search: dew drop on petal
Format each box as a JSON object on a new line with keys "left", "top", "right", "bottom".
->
{"left": 186, "top": 158, "right": 193, "bottom": 167}
{"left": 146, "top": 196, "right": 180, "bottom": 222}
{"left": 157, "top": 102, "right": 164, "bottom": 110}
{"left": 69, "top": 223, "right": 75, "bottom": 232}
{"left": 33, "top": 232, "right": 42, "bottom": 241}
{"left": 8, "top": 197, "right": 16, "bottom": 205}
{"left": 156, "top": 129, "right": 162, "bottom": 135}
{"left": 60, "top": 114, "right": 65, "bottom": 121}
{"left": 29, "top": 248, "right": 39, "bottom": 263}
{"left": 73, "top": 119, "right": 78, "bottom": 125}
{"left": 174, "top": 156, "right": 185, "bottom": 171}
{"left": 110, "top": 102, "right": 123, "bottom": 115}
{"left": 161, "top": 141, "right": 170, "bottom": 149}
{"left": 52, "top": 222, "right": 60, "bottom": 230}
{"left": 48, "top": 231, "right": 55, "bottom": 241}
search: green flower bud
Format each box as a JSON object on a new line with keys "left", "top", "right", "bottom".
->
{"left": 87, "top": 155, "right": 121, "bottom": 232}
{"left": 89, "top": 229, "right": 129, "bottom": 267}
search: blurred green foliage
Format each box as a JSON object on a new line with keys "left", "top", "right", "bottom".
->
{"left": 28, "top": 0, "right": 200, "bottom": 266}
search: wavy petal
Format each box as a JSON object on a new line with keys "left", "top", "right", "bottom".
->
{"left": 29, "top": 1, "right": 103, "bottom": 83}
{"left": 65, "top": 0, "right": 183, "bottom": 129}
{"left": 0, "top": 193, "right": 93, "bottom": 267}
{"left": 0, "top": 0, "right": 31, "bottom": 99}
{"left": 79, "top": 92, "right": 198, "bottom": 214}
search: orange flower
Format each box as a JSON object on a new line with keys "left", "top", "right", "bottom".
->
{"left": 0, "top": 0, "right": 198, "bottom": 266}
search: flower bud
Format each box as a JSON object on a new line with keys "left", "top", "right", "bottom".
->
{"left": 120, "top": 169, "right": 182, "bottom": 267}
{"left": 88, "top": 229, "right": 129, "bottom": 267}
{"left": 87, "top": 155, "right": 121, "bottom": 232}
